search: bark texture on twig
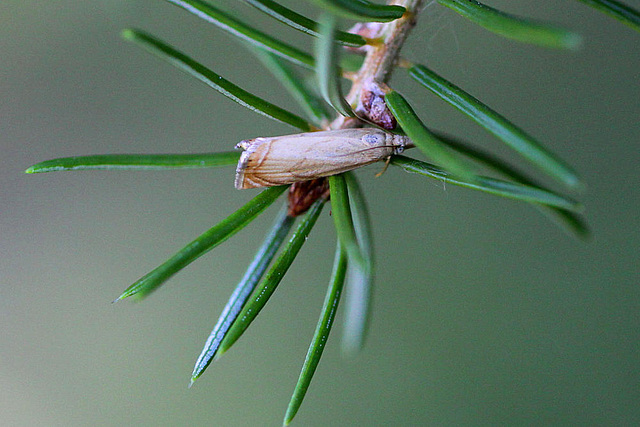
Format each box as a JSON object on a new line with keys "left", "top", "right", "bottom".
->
{"left": 289, "top": 1, "right": 425, "bottom": 215}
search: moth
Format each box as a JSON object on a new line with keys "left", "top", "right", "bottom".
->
{"left": 235, "top": 128, "right": 412, "bottom": 189}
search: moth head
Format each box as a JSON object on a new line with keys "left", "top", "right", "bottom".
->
{"left": 392, "top": 135, "right": 411, "bottom": 155}
{"left": 235, "top": 139, "right": 252, "bottom": 150}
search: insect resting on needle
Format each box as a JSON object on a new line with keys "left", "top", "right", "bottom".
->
{"left": 234, "top": 128, "right": 414, "bottom": 189}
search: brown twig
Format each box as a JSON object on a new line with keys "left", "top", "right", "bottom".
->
{"left": 334, "top": 0, "right": 425, "bottom": 129}
{"left": 290, "top": 1, "right": 425, "bottom": 216}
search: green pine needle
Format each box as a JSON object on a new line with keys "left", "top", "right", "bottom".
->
{"left": 116, "top": 186, "right": 287, "bottom": 301}
{"left": 251, "top": 47, "right": 331, "bottom": 127}
{"left": 341, "top": 172, "right": 374, "bottom": 354}
{"left": 385, "top": 90, "right": 477, "bottom": 181}
{"left": 216, "top": 199, "right": 326, "bottom": 356}
{"left": 190, "top": 204, "right": 295, "bottom": 384}
{"left": 164, "top": 0, "right": 316, "bottom": 68}
{"left": 309, "top": 0, "right": 406, "bottom": 22}
{"left": 432, "top": 131, "right": 589, "bottom": 238}
{"left": 391, "top": 155, "right": 583, "bottom": 212}
{"left": 438, "top": 0, "right": 582, "bottom": 49}
{"left": 408, "top": 64, "right": 583, "bottom": 190}
{"left": 122, "top": 29, "right": 311, "bottom": 131}
{"left": 25, "top": 152, "right": 240, "bottom": 173}
{"left": 328, "top": 175, "right": 368, "bottom": 272}
{"left": 284, "top": 242, "right": 347, "bottom": 425}
{"left": 244, "top": 0, "right": 367, "bottom": 46}
{"left": 316, "top": 15, "right": 355, "bottom": 118}
{"left": 575, "top": 0, "right": 640, "bottom": 32}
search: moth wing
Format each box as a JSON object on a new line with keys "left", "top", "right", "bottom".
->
{"left": 235, "top": 131, "right": 393, "bottom": 189}
{"left": 235, "top": 138, "right": 300, "bottom": 189}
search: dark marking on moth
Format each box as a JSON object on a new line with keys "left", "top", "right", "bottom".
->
{"left": 362, "top": 133, "right": 384, "bottom": 145}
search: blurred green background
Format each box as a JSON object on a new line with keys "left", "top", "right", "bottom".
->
{"left": 3, "top": 1, "right": 639, "bottom": 425}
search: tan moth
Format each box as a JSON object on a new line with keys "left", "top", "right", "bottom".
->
{"left": 235, "top": 128, "right": 412, "bottom": 189}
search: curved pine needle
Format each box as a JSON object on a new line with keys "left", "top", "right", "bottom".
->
{"left": 284, "top": 242, "right": 347, "bottom": 426}
{"left": 385, "top": 90, "right": 476, "bottom": 181}
{"left": 437, "top": 0, "right": 582, "bottom": 49}
{"left": 328, "top": 175, "right": 367, "bottom": 271}
{"left": 122, "top": 29, "right": 311, "bottom": 131}
{"left": 575, "top": 0, "right": 640, "bottom": 33}
{"left": 25, "top": 152, "right": 240, "bottom": 173}
{"left": 251, "top": 48, "right": 330, "bottom": 126}
{"left": 316, "top": 15, "right": 355, "bottom": 118}
{"left": 164, "top": 0, "right": 316, "bottom": 68}
{"left": 408, "top": 64, "right": 582, "bottom": 190}
{"left": 341, "top": 172, "right": 374, "bottom": 354}
{"left": 190, "top": 204, "right": 294, "bottom": 384}
{"left": 116, "top": 186, "right": 288, "bottom": 301}
{"left": 244, "top": 0, "right": 366, "bottom": 46}
{"left": 309, "top": 0, "right": 406, "bottom": 22}
{"left": 391, "top": 155, "right": 583, "bottom": 212}
{"left": 537, "top": 206, "right": 590, "bottom": 240}
{"left": 433, "top": 131, "right": 589, "bottom": 238}
{"left": 217, "top": 199, "right": 326, "bottom": 355}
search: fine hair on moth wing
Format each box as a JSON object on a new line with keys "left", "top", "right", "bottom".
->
{"left": 234, "top": 128, "right": 414, "bottom": 189}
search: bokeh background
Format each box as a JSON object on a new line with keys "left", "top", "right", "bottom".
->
{"left": 3, "top": 1, "right": 639, "bottom": 425}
